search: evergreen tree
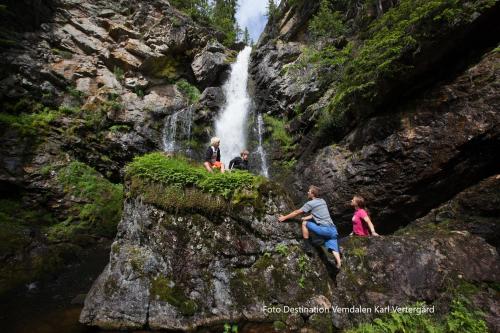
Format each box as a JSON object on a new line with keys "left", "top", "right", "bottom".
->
{"left": 266, "top": 0, "right": 278, "bottom": 18}
{"left": 242, "top": 27, "right": 250, "bottom": 45}
{"left": 212, "top": 0, "right": 239, "bottom": 46}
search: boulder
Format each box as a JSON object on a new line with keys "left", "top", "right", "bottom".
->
{"left": 198, "top": 86, "right": 225, "bottom": 111}
{"left": 191, "top": 41, "right": 230, "bottom": 88}
{"left": 80, "top": 175, "right": 336, "bottom": 331}
{"left": 332, "top": 232, "right": 500, "bottom": 331}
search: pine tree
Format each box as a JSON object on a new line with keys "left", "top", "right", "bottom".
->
{"left": 266, "top": 0, "right": 278, "bottom": 18}
{"left": 212, "top": 0, "right": 239, "bottom": 46}
{"left": 242, "top": 27, "right": 250, "bottom": 45}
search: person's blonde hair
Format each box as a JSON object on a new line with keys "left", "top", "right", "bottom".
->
{"left": 210, "top": 137, "right": 220, "bottom": 146}
{"left": 240, "top": 150, "right": 249, "bottom": 156}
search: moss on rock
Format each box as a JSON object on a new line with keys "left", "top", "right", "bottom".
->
{"left": 150, "top": 275, "right": 198, "bottom": 316}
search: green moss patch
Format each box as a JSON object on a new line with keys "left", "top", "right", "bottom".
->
{"left": 46, "top": 161, "right": 123, "bottom": 243}
{"left": 175, "top": 79, "right": 200, "bottom": 104}
{"left": 150, "top": 275, "right": 198, "bottom": 316}
{"left": 125, "top": 153, "right": 267, "bottom": 213}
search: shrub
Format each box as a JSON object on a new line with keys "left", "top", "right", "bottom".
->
{"left": 47, "top": 161, "right": 123, "bottom": 241}
{"left": 346, "top": 299, "right": 488, "bottom": 333}
{"left": 175, "top": 79, "right": 201, "bottom": 104}
{"left": 263, "top": 114, "right": 295, "bottom": 152}
{"left": 113, "top": 66, "right": 124, "bottom": 81}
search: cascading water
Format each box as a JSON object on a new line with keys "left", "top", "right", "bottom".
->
{"left": 256, "top": 113, "right": 269, "bottom": 177}
{"left": 162, "top": 105, "right": 193, "bottom": 154}
{"left": 215, "top": 46, "right": 252, "bottom": 167}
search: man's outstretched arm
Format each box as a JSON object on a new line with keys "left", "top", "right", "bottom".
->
{"left": 278, "top": 209, "right": 304, "bottom": 222}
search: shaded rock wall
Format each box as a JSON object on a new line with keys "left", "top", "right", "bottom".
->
{"left": 250, "top": 0, "right": 500, "bottom": 233}
{"left": 0, "top": 0, "right": 235, "bottom": 294}
{"left": 80, "top": 184, "right": 336, "bottom": 331}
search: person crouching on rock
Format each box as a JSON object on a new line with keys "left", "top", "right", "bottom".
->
{"left": 350, "top": 195, "right": 379, "bottom": 237}
{"left": 229, "top": 150, "right": 249, "bottom": 171}
{"left": 204, "top": 137, "right": 225, "bottom": 173}
{"left": 278, "top": 185, "right": 341, "bottom": 268}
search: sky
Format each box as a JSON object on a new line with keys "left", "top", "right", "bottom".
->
{"left": 235, "top": 0, "right": 270, "bottom": 43}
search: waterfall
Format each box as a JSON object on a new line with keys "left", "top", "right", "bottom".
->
{"left": 162, "top": 105, "right": 193, "bottom": 154}
{"left": 215, "top": 46, "right": 252, "bottom": 167}
{"left": 256, "top": 113, "right": 269, "bottom": 177}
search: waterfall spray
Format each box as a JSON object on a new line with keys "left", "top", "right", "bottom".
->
{"left": 215, "top": 46, "right": 252, "bottom": 167}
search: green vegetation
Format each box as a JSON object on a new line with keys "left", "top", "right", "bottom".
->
{"left": 273, "top": 321, "right": 287, "bottom": 331}
{"left": 125, "top": 153, "right": 270, "bottom": 215}
{"left": 275, "top": 243, "right": 289, "bottom": 256}
{"left": 175, "top": 79, "right": 201, "bottom": 104}
{"left": 108, "top": 124, "right": 131, "bottom": 133}
{"left": 223, "top": 323, "right": 239, "bottom": 333}
{"left": 169, "top": 0, "right": 240, "bottom": 47}
{"left": 150, "top": 275, "right": 198, "bottom": 316}
{"left": 309, "top": 0, "right": 346, "bottom": 39}
{"left": 51, "top": 48, "right": 73, "bottom": 59}
{"left": 67, "top": 85, "right": 86, "bottom": 101}
{"left": 297, "top": 0, "right": 497, "bottom": 141}
{"left": 263, "top": 114, "right": 295, "bottom": 152}
{"left": 266, "top": 0, "right": 279, "bottom": 19}
{"left": 126, "top": 152, "right": 262, "bottom": 199}
{"left": 297, "top": 254, "right": 310, "bottom": 288}
{"left": 346, "top": 300, "right": 488, "bottom": 333}
{"left": 46, "top": 161, "right": 123, "bottom": 242}
{"left": 113, "top": 66, "right": 124, "bottom": 81}
{"left": 212, "top": 0, "right": 239, "bottom": 46}
{"left": 0, "top": 104, "right": 79, "bottom": 136}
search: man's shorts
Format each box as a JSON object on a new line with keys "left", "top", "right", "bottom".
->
{"left": 211, "top": 161, "right": 222, "bottom": 169}
{"left": 306, "top": 220, "right": 339, "bottom": 253}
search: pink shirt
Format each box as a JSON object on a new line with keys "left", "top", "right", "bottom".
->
{"left": 352, "top": 208, "right": 370, "bottom": 236}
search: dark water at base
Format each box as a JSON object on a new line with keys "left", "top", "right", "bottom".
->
{"left": 0, "top": 242, "right": 281, "bottom": 333}
{"left": 0, "top": 242, "right": 109, "bottom": 333}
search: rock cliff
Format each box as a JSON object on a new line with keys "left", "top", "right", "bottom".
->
{"left": 80, "top": 153, "right": 336, "bottom": 331}
{"left": 0, "top": 0, "right": 235, "bottom": 295}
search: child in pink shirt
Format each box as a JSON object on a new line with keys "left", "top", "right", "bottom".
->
{"left": 350, "top": 196, "right": 379, "bottom": 237}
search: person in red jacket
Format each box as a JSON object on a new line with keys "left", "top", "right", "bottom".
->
{"left": 350, "top": 195, "right": 379, "bottom": 237}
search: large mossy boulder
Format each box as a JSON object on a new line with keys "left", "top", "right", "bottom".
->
{"left": 80, "top": 153, "right": 336, "bottom": 331}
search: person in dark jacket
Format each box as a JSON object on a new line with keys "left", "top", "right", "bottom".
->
{"left": 229, "top": 150, "right": 249, "bottom": 171}
{"left": 204, "top": 137, "right": 225, "bottom": 173}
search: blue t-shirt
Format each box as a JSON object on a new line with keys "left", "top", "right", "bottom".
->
{"left": 300, "top": 198, "right": 335, "bottom": 227}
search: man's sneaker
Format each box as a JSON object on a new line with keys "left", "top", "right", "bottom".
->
{"left": 302, "top": 239, "right": 314, "bottom": 256}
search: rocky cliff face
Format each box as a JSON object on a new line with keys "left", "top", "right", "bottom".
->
{"left": 250, "top": 0, "right": 500, "bottom": 232}
{"left": 0, "top": 0, "right": 234, "bottom": 294}
{"left": 80, "top": 176, "right": 336, "bottom": 332}
{"left": 248, "top": 0, "right": 500, "bottom": 331}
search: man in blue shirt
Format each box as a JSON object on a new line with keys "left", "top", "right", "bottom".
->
{"left": 278, "top": 185, "right": 341, "bottom": 268}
